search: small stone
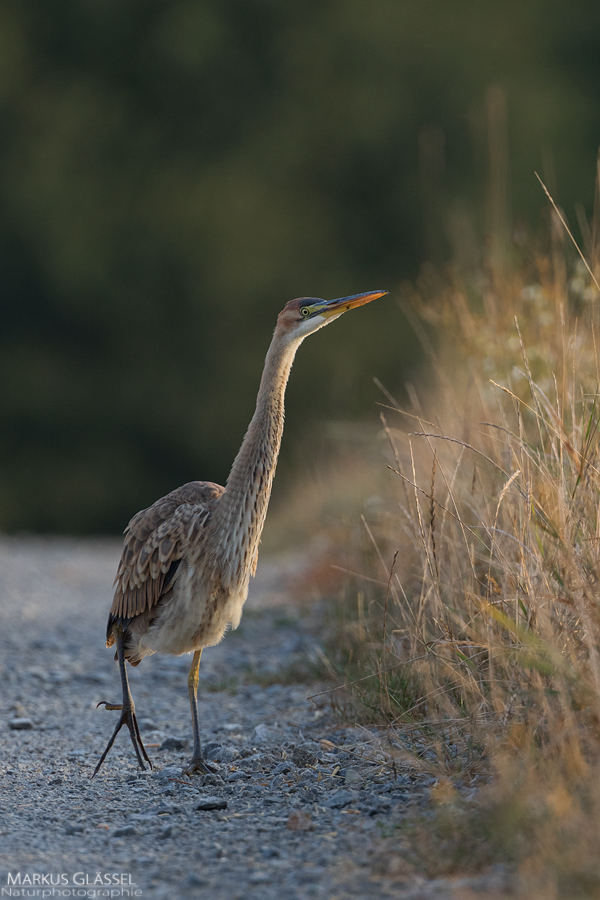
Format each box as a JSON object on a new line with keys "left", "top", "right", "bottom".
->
{"left": 112, "top": 825, "right": 136, "bottom": 837}
{"left": 227, "top": 771, "right": 250, "bottom": 782}
{"left": 325, "top": 789, "right": 356, "bottom": 809}
{"left": 253, "top": 723, "right": 283, "bottom": 746}
{"left": 249, "top": 871, "right": 271, "bottom": 884}
{"left": 239, "top": 753, "right": 274, "bottom": 772}
{"left": 138, "top": 718, "right": 159, "bottom": 731}
{"left": 65, "top": 824, "right": 84, "bottom": 834}
{"left": 9, "top": 718, "right": 33, "bottom": 730}
{"left": 200, "top": 773, "right": 224, "bottom": 787}
{"left": 298, "top": 740, "right": 320, "bottom": 752}
{"left": 367, "top": 798, "right": 392, "bottom": 816}
{"left": 344, "top": 768, "right": 364, "bottom": 787}
{"left": 222, "top": 723, "right": 242, "bottom": 732}
{"left": 286, "top": 810, "right": 313, "bottom": 831}
{"left": 203, "top": 741, "right": 222, "bottom": 759}
{"left": 159, "top": 825, "right": 172, "bottom": 839}
{"left": 187, "top": 874, "right": 209, "bottom": 887}
{"left": 196, "top": 797, "right": 227, "bottom": 811}
{"left": 273, "top": 762, "right": 293, "bottom": 775}
{"left": 151, "top": 766, "right": 181, "bottom": 780}
{"left": 212, "top": 746, "right": 240, "bottom": 764}
{"left": 159, "top": 737, "right": 188, "bottom": 751}
{"left": 49, "top": 777, "right": 64, "bottom": 786}
{"left": 292, "top": 746, "right": 316, "bottom": 768}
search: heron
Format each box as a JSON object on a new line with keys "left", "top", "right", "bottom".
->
{"left": 93, "top": 290, "right": 388, "bottom": 777}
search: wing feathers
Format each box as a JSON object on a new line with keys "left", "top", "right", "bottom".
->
{"left": 108, "top": 481, "right": 224, "bottom": 632}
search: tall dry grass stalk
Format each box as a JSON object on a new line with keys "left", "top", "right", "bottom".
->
{"left": 313, "top": 182, "right": 600, "bottom": 893}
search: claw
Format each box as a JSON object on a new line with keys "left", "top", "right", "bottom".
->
{"left": 96, "top": 701, "right": 123, "bottom": 711}
{"left": 183, "top": 757, "right": 218, "bottom": 777}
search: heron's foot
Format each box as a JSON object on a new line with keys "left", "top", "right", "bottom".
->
{"left": 93, "top": 701, "right": 152, "bottom": 777}
{"left": 183, "top": 756, "right": 218, "bottom": 777}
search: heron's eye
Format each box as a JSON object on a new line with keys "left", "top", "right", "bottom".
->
{"left": 300, "top": 307, "right": 311, "bottom": 317}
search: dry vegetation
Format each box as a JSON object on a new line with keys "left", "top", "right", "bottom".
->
{"left": 272, "top": 173, "right": 600, "bottom": 897}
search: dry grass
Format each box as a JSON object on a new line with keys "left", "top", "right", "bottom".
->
{"left": 287, "top": 181, "right": 600, "bottom": 895}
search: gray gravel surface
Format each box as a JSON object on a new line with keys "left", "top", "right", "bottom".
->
{"left": 0, "top": 536, "right": 512, "bottom": 899}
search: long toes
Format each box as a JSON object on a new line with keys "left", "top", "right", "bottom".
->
{"left": 124, "top": 712, "right": 151, "bottom": 771}
{"left": 183, "top": 758, "right": 217, "bottom": 777}
{"left": 93, "top": 707, "right": 151, "bottom": 777}
{"left": 130, "top": 710, "right": 152, "bottom": 768}
{"left": 96, "top": 701, "right": 123, "bottom": 710}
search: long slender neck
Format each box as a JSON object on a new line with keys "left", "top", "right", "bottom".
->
{"left": 206, "top": 330, "right": 301, "bottom": 586}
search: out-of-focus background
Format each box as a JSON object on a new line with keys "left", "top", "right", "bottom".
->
{"left": 1, "top": 0, "right": 600, "bottom": 533}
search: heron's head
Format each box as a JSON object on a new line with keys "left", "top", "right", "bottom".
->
{"left": 276, "top": 291, "right": 388, "bottom": 342}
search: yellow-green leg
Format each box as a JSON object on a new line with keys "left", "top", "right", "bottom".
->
{"left": 184, "top": 649, "right": 216, "bottom": 776}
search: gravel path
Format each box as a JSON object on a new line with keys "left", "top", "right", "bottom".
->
{"left": 0, "top": 537, "right": 511, "bottom": 899}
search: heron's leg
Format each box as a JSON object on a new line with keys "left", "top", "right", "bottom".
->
{"left": 93, "top": 626, "right": 152, "bottom": 777}
{"left": 183, "top": 650, "right": 216, "bottom": 776}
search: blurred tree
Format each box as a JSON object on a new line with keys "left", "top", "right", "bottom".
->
{"left": 0, "top": 0, "right": 598, "bottom": 531}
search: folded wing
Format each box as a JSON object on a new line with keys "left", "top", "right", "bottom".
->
{"left": 107, "top": 480, "right": 225, "bottom": 644}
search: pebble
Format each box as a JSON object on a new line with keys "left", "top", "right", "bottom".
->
{"left": 151, "top": 766, "right": 182, "bottom": 781}
{"left": 196, "top": 797, "right": 228, "bottom": 811}
{"left": 248, "top": 871, "right": 271, "bottom": 884}
{"left": 159, "top": 736, "right": 188, "bottom": 751}
{"left": 200, "top": 773, "right": 224, "bottom": 787}
{"left": 227, "top": 770, "right": 250, "bottom": 782}
{"left": 344, "top": 768, "right": 364, "bottom": 787}
{"left": 212, "top": 746, "right": 240, "bottom": 764}
{"left": 112, "top": 825, "right": 136, "bottom": 837}
{"left": 203, "top": 741, "right": 222, "bottom": 759}
{"left": 286, "top": 810, "right": 313, "bottom": 831}
{"left": 138, "top": 718, "right": 159, "bottom": 731}
{"left": 325, "top": 789, "right": 357, "bottom": 809}
{"left": 254, "top": 723, "right": 284, "bottom": 745}
{"left": 298, "top": 740, "right": 320, "bottom": 753}
{"left": 366, "top": 797, "right": 393, "bottom": 816}
{"left": 8, "top": 718, "right": 34, "bottom": 730}
{"left": 238, "top": 754, "right": 270, "bottom": 772}
{"left": 187, "top": 874, "right": 209, "bottom": 887}
{"left": 292, "top": 746, "right": 316, "bottom": 768}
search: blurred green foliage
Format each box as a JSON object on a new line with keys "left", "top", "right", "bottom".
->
{"left": 0, "top": 0, "right": 599, "bottom": 532}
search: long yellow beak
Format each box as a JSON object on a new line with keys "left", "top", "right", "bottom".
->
{"left": 316, "top": 290, "right": 389, "bottom": 319}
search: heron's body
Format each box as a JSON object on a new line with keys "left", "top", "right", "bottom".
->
{"left": 111, "top": 481, "right": 227, "bottom": 663}
{"left": 94, "top": 291, "right": 387, "bottom": 776}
